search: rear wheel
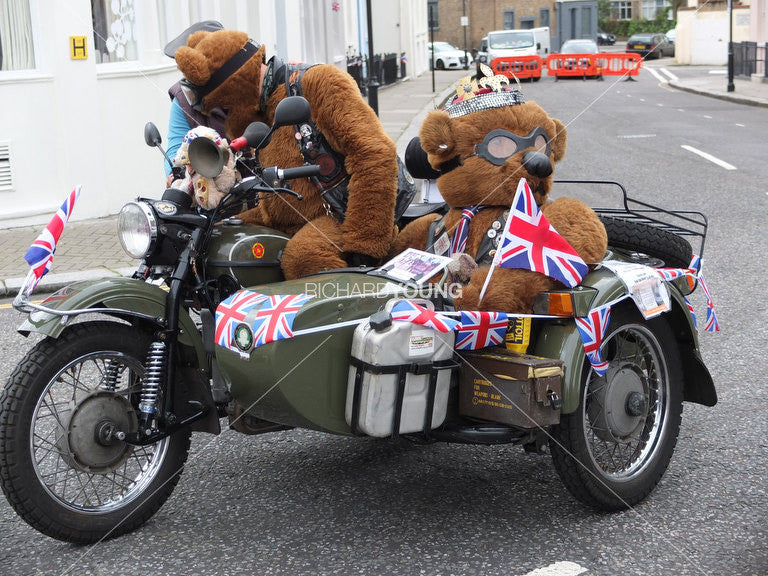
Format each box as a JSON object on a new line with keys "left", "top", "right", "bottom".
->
{"left": 549, "top": 306, "right": 683, "bottom": 510}
{"left": 0, "top": 322, "right": 191, "bottom": 543}
{"left": 599, "top": 216, "right": 692, "bottom": 268}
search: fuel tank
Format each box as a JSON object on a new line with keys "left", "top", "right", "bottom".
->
{"left": 205, "top": 219, "right": 290, "bottom": 287}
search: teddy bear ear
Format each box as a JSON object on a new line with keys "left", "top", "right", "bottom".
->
{"left": 174, "top": 45, "right": 211, "bottom": 85}
{"left": 186, "top": 30, "right": 210, "bottom": 49}
{"left": 550, "top": 118, "right": 568, "bottom": 163}
{"left": 419, "top": 110, "right": 457, "bottom": 167}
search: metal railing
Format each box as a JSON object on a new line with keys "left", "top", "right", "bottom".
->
{"left": 346, "top": 53, "right": 406, "bottom": 95}
{"left": 732, "top": 42, "right": 767, "bottom": 79}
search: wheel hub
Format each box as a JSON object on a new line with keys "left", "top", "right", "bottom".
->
{"left": 588, "top": 365, "right": 647, "bottom": 442}
{"left": 56, "top": 391, "right": 137, "bottom": 473}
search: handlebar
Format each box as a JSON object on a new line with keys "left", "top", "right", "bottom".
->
{"left": 263, "top": 164, "right": 322, "bottom": 183}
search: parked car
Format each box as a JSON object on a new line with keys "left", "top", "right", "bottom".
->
{"left": 558, "top": 39, "right": 600, "bottom": 74}
{"left": 596, "top": 29, "right": 616, "bottom": 46}
{"left": 666, "top": 29, "right": 676, "bottom": 45}
{"left": 626, "top": 33, "right": 674, "bottom": 59}
{"left": 428, "top": 41, "right": 473, "bottom": 70}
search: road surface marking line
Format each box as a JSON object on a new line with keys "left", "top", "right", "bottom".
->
{"left": 646, "top": 67, "right": 667, "bottom": 83}
{"left": 681, "top": 145, "right": 737, "bottom": 170}
{"left": 660, "top": 67, "right": 679, "bottom": 81}
{"left": 618, "top": 134, "right": 657, "bottom": 139}
{"left": 521, "top": 561, "right": 588, "bottom": 576}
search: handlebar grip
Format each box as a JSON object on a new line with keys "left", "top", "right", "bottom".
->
{"left": 230, "top": 136, "right": 248, "bottom": 151}
{"left": 280, "top": 164, "right": 322, "bottom": 180}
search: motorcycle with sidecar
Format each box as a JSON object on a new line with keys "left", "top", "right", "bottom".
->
{"left": 0, "top": 96, "right": 716, "bottom": 544}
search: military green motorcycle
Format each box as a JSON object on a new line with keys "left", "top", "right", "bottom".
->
{"left": 0, "top": 97, "right": 716, "bottom": 544}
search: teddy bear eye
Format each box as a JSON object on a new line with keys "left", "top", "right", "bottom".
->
{"left": 486, "top": 136, "right": 518, "bottom": 158}
{"left": 534, "top": 134, "right": 548, "bottom": 153}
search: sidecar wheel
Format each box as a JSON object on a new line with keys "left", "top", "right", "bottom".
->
{"left": 599, "top": 216, "right": 693, "bottom": 268}
{"left": 549, "top": 305, "right": 683, "bottom": 510}
{"left": 0, "top": 322, "right": 191, "bottom": 543}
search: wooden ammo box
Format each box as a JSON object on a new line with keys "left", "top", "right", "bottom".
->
{"left": 458, "top": 349, "right": 564, "bottom": 428}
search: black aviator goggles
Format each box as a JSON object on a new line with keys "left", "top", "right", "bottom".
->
{"left": 466, "top": 127, "right": 552, "bottom": 166}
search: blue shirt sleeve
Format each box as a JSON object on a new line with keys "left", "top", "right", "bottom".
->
{"left": 165, "top": 98, "right": 191, "bottom": 176}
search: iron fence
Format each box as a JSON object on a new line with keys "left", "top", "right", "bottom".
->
{"left": 346, "top": 52, "right": 406, "bottom": 95}
{"left": 732, "top": 42, "right": 767, "bottom": 79}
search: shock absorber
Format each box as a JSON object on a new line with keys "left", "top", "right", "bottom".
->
{"left": 139, "top": 341, "right": 166, "bottom": 427}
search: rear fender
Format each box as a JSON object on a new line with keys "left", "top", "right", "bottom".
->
{"left": 532, "top": 271, "right": 715, "bottom": 413}
{"left": 18, "top": 277, "right": 206, "bottom": 368}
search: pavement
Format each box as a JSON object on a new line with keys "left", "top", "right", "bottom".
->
{"left": 1, "top": 66, "right": 765, "bottom": 297}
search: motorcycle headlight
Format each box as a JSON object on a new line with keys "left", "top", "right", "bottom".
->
{"left": 118, "top": 201, "right": 157, "bottom": 259}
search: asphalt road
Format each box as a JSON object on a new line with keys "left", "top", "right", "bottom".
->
{"left": 0, "top": 64, "right": 766, "bottom": 576}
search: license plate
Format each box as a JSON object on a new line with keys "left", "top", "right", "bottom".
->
{"left": 634, "top": 45, "right": 645, "bottom": 49}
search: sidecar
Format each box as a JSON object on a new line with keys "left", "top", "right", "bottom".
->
{"left": 212, "top": 180, "right": 716, "bottom": 511}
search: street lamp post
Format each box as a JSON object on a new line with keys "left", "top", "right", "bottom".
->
{"left": 727, "top": 0, "right": 735, "bottom": 92}
{"left": 462, "top": 0, "right": 469, "bottom": 71}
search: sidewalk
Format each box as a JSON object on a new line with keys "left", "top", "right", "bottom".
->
{"left": 1, "top": 67, "right": 765, "bottom": 296}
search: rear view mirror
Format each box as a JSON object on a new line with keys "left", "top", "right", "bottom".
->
{"left": 144, "top": 122, "right": 162, "bottom": 147}
{"left": 273, "top": 96, "right": 311, "bottom": 129}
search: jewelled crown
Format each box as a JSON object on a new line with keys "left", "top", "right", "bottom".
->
{"left": 443, "top": 63, "right": 525, "bottom": 118}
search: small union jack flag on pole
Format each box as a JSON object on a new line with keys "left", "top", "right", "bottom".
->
{"left": 684, "top": 296, "right": 697, "bottom": 329}
{"left": 391, "top": 300, "right": 459, "bottom": 333}
{"left": 455, "top": 311, "right": 508, "bottom": 350}
{"left": 22, "top": 186, "right": 81, "bottom": 294}
{"left": 215, "top": 290, "right": 269, "bottom": 349}
{"left": 575, "top": 304, "right": 612, "bottom": 376}
{"left": 250, "top": 293, "right": 315, "bottom": 347}
{"left": 479, "top": 178, "right": 587, "bottom": 302}
{"left": 697, "top": 274, "right": 719, "bottom": 332}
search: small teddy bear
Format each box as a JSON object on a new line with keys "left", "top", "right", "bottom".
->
{"left": 393, "top": 67, "right": 607, "bottom": 313}
{"left": 172, "top": 126, "right": 239, "bottom": 210}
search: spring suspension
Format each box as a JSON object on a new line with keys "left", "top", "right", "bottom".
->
{"left": 139, "top": 341, "right": 166, "bottom": 422}
{"left": 101, "top": 359, "right": 121, "bottom": 391}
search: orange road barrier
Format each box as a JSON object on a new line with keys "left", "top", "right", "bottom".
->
{"left": 593, "top": 53, "right": 643, "bottom": 78}
{"left": 490, "top": 55, "right": 544, "bottom": 80}
{"left": 545, "top": 53, "right": 600, "bottom": 78}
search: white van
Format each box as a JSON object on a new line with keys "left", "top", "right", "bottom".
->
{"left": 477, "top": 27, "right": 551, "bottom": 74}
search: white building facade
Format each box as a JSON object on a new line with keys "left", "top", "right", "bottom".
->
{"left": 0, "top": 0, "right": 427, "bottom": 228}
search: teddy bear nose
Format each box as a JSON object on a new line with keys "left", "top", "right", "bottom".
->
{"left": 522, "top": 151, "right": 553, "bottom": 178}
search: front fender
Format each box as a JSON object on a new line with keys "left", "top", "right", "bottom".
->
{"left": 532, "top": 268, "right": 715, "bottom": 414}
{"left": 19, "top": 277, "right": 206, "bottom": 368}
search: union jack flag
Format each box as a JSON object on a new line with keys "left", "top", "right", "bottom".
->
{"left": 390, "top": 300, "right": 459, "bottom": 333}
{"left": 250, "top": 293, "right": 315, "bottom": 347}
{"left": 575, "top": 304, "right": 612, "bottom": 376}
{"left": 654, "top": 267, "right": 689, "bottom": 282}
{"left": 23, "top": 186, "right": 81, "bottom": 293}
{"left": 450, "top": 207, "right": 481, "bottom": 255}
{"left": 215, "top": 290, "right": 268, "bottom": 349}
{"left": 455, "top": 311, "right": 508, "bottom": 350}
{"left": 496, "top": 179, "right": 587, "bottom": 288}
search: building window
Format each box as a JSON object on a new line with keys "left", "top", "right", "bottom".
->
{"left": 581, "top": 7, "right": 592, "bottom": 37}
{"left": 428, "top": 0, "right": 439, "bottom": 28}
{"left": 611, "top": 1, "right": 632, "bottom": 20}
{"left": 642, "top": 0, "right": 669, "bottom": 20}
{"left": 91, "top": 0, "right": 138, "bottom": 63}
{"left": 519, "top": 18, "right": 534, "bottom": 30}
{"left": 540, "top": 8, "right": 550, "bottom": 28}
{"left": 0, "top": 0, "right": 35, "bottom": 71}
{"left": 503, "top": 10, "right": 515, "bottom": 30}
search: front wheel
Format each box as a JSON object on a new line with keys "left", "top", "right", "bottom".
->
{"left": 549, "top": 306, "right": 683, "bottom": 510}
{"left": 0, "top": 322, "right": 191, "bottom": 543}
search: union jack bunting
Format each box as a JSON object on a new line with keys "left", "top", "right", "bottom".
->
{"left": 390, "top": 300, "right": 459, "bottom": 333}
{"left": 654, "top": 267, "right": 691, "bottom": 282}
{"left": 697, "top": 274, "right": 720, "bottom": 332}
{"left": 250, "top": 293, "right": 315, "bottom": 347}
{"left": 496, "top": 178, "right": 587, "bottom": 288}
{"left": 455, "top": 311, "right": 508, "bottom": 350}
{"left": 684, "top": 296, "right": 697, "bottom": 329}
{"left": 575, "top": 304, "right": 612, "bottom": 376}
{"left": 215, "top": 290, "right": 268, "bottom": 349}
{"left": 23, "top": 186, "right": 81, "bottom": 293}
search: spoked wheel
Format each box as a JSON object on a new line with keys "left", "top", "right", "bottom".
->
{"left": 0, "top": 322, "right": 191, "bottom": 543}
{"left": 549, "top": 306, "right": 683, "bottom": 510}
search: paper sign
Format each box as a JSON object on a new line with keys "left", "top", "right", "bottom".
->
{"left": 601, "top": 260, "right": 670, "bottom": 319}
{"left": 375, "top": 248, "right": 453, "bottom": 285}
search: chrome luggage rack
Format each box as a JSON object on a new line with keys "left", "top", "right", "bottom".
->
{"left": 554, "top": 179, "right": 708, "bottom": 259}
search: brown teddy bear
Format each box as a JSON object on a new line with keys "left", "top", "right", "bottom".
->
{"left": 174, "top": 30, "right": 398, "bottom": 279}
{"left": 393, "top": 70, "right": 607, "bottom": 313}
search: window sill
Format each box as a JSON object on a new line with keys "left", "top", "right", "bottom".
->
{"left": 96, "top": 61, "right": 178, "bottom": 79}
{"left": 0, "top": 70, "right": 53, "bottom": 85}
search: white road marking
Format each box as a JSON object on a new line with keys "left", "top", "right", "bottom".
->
{"left": 660, "top": 67, "right": 679, "bottom": 81}
{"left": 736, "top": 123, "right": 745, "bottom": 127}
{"left": 646, "top": 67, "right": 667, "bottom": 83}
{"left": 709, "top": 69, "right": 727, "bottom": 75}
{"left": 681, "top": 145, "right": 737, "bottom": 170}
{"left": 703, "top": 114, "right": 712, "bottom": 119}
{"left": 618, "top": 134, "right": 657, "bottom": 139}
{"left": 677, "top": 108, "right": 685, "bottom": 112}
{"left": 521, "top": 561, "right": 588, "bottom": 576}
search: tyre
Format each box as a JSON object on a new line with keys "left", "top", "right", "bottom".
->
{"left": 549, "top": 305, "right": 683, "bottom": 510}
{"left": 435, "top": 59, "right": 445, "bottom": 70}
{"left": 0, "top": 322, "right": 191, "bottom": 543}
{"left": 599, "top": 215, "right": 692, "bottom": 268}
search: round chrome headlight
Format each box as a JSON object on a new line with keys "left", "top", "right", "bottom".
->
{"left": 118, "top": 201, "right": 157, "bottom": 259}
